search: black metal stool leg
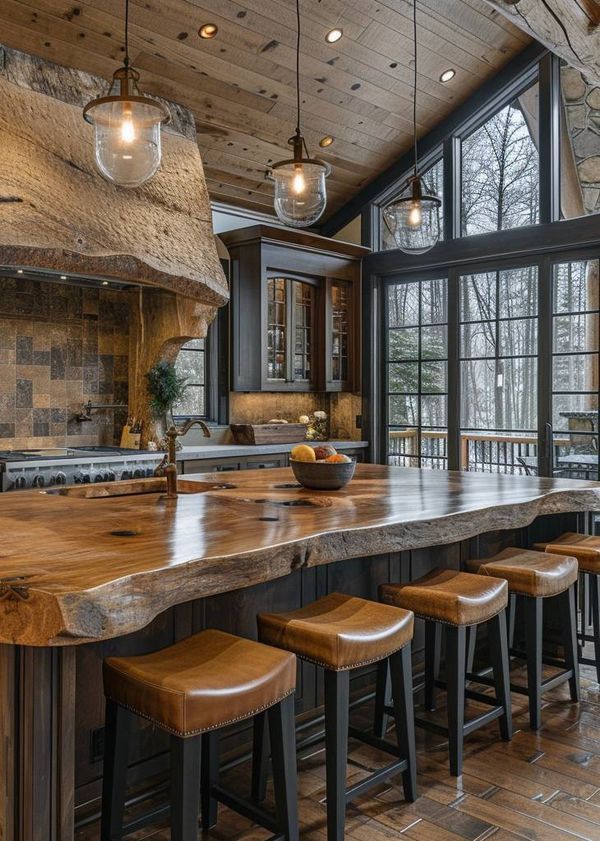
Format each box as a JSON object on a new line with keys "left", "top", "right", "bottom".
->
{"left": 373, "top": 657, "right": 391, "bottom": 738}
{"left": 466, "top": 625, "right": 477, "bottom": 674}
{"left": 389, "top": 646, "right": 417, "bottom": 802}
{"left": 424, "top": 620, "right": 441, "bottom": 712}
{"left": 591, "top": 574, "right": 600, "bottom": 684}
{"left": 324, "top": 669, "right": 350, "bottom": 841}
{"left": 446, "top": 625, "right": 466, "bottom": 777}
{"left": 268, "top": 694, "right": 299, "bottom": 841}
{"left": 488, "top": 610, "right": 512, "bottom": 741}
{"left": 171, "top": 735, "right": 201, "bottom": 841}
{"left": 101, "top": 700, "right": 134, "bottom": 841}
{"left": 559, "top": 584, "right": 580, "bottom": 702}
{"left": 251, "top": 711, "right": 269, "bottom": 803}
{"left": 508, "top": 593, "right": 516, "bottom": 649}
{"left": 524, "top": 596, "right": 543, "bottom": 730}
{"left": 201, "top": 730, "right": 220, "bottom": 830}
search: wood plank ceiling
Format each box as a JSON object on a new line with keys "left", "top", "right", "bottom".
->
{"left": 0, "top": 0, "right": 531, "bottom": 222}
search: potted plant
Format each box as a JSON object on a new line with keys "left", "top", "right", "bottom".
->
{"left": 145, "top": 360, "right": 188, "bottom": 447}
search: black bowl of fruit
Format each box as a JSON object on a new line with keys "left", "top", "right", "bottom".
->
{"left": 289, "top": 444, "right": 356, "bottom": 490}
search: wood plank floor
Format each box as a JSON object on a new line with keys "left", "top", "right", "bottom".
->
{"left": 76, "top": 649, "right": 600, "bottom": 841}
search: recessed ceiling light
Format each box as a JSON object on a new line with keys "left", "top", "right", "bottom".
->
{"left": 319, "top": 135, "right": 334, "bottom": 147}
{"left": 325, "top": 28, "right": 343, "bottom": 43}
{"left": 439, "top": 68, "right": 456, "bottom": 83}
{"left": 199, "top": 23, "right": 218, "bottom": 39}
{"left": 16, "top": 269, "right": 23, "bottom": 274}
{"left": 102, "top": 280, "right": 109, "bottom": 286}
{"left": 60, "top": 275, "right": 68, "bottom": 280}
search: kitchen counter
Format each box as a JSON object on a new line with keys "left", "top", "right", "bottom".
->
{"left": 3, "top": 463, "right": 600, "bottom": 841}
{"left": 1, "top": 464, "right": 599, "bottom": 647}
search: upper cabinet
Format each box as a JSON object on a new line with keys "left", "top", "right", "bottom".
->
{"left": 222, "top": 226, "right": 368, "bottom": 393}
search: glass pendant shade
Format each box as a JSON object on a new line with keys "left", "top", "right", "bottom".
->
{"left": 383, "top": 175, "right": 441, "bottom": 255}
{"left": 270, "top": 157, "right": 330, "bottom": 227}
{"left": 83, "top": 67, "right": 170, "bottom": 188}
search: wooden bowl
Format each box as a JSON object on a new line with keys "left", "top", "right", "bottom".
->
{"left": 290, "top": 458, "right": 356, "bottom": 490}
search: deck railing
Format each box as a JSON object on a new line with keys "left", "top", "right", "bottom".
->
{"left": 388, "top": 429, "right": 571, "bottom": 474}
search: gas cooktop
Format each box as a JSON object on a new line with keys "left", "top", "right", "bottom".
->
{"left": 0, "top": 446, "right": 149, "bottom": 461}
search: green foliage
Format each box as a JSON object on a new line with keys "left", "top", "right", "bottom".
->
{"left": 145, "top": 361, "right": 188, "bottom": 419}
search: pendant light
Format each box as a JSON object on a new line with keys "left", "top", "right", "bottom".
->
{"left": 383, "top": 0, "right": 441, "bottom": 254}
{"left": 83, "top": 0, "right": 170, "bottom": 188}
{"left": 269, "top": 0, "right": 331, "bottom": 227}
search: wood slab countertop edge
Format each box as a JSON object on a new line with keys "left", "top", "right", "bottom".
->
{"left": 1, "top": 465, "right": 599, "bottom": 646}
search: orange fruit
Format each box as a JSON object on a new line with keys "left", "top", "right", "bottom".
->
{"left": 290, "top": 444, "right": 317, "bottom": 462}
{"left": 325, "top": 453, "right": 351, "bottom": 464}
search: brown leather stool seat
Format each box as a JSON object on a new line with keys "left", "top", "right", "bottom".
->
{"left": 258, "top": 591, "right": 414, "bottom": 670}
{"left": 104, "top": 628, "right": 296, "bottom": 736}
{"left": 533, "top": 532, "right": 600, "bottom": 574}
{"left": 379, "top": 568, "right": 508, "bottom": 625}
{"left": 465, "top": 548, "right": 578, "bottom": 597}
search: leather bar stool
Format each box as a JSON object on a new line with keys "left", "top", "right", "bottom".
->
{"left": 101, "top": 629, "right": 298, "bottom": 841}
{"left": 534, "top": 532, "right": 600, "bottom": 682}
{"left": 465, "top": 548, "right": 580, "bottom": 730}
{"left": 256, "top": 592, "right": 416, "bottom": 841}
{"left": 379, "top": 569, "right": 512, "bottom": 777}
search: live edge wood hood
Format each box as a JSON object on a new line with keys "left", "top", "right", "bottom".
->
{"left": 0, "top": 43, "right": 229, "bottom": 439}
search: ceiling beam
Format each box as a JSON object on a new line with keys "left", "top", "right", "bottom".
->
{"left": 481, "top": 0, "right": 600, "bottom": 84}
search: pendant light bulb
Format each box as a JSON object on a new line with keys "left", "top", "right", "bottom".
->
{"left": 83, "top": 0, "right": 170, "bottom": 187}
{"left": 382, "top": 0, "right": 441, "bottom": 254}
{"left": 268, "top": 0, "right": 331, "bottom": 226}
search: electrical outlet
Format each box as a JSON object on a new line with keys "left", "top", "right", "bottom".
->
{"left": 90, "top": 726, "right": 105, "bottom": 762}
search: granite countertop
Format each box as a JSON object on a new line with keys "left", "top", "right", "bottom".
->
{"left": 1, "top": 464, "right": 599, "bottom": 646}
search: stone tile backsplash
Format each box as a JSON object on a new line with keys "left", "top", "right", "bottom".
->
{"left": 0, "top": 279, "right": 130, "bottom": 449}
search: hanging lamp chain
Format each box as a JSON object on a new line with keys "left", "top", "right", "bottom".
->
{"left": 295, "top": 0, "right": 301, "bottom": 137}
{"left": 412, "top": 0, "right": 418, "bottom": 177}
{"left": 123, "top": 0, "right": 130, "bottom": 67}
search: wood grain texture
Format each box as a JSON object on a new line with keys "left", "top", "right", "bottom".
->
{"left": 0, "top": 1, "right": 530, "bottom": 218}
{"left": 1, "top": 464, "right": 600, "bottom": 646}
{"left": 0, "top": 44, "right": 228, "bottom": 307}
{"left": 482, "top": 0, "right": 600, "bottom": 84}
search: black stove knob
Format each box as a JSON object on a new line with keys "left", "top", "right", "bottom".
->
{"left": 14, "top": 476, "right": 27, "bottom": 490}
{"left": 94, "top": 473, "right": 104, "bottom": 483}
{"left": 105, "top": 471, "right": 116, "bottom": 482}
{"left": 121, "top": 470, "right": 131, "bottom": 480}
{"left": 32, "top": 474, "right": 45, "bottom": 488}
{"left": 133, "top": 468, "right": 144, "bottom": 479}
{"left": 53, "top": 472, "right": 67, "bottom": 486}
{"left": 81, "top": 472, "right": 91, "bottom": 484}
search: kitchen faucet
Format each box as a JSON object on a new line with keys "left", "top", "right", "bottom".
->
{"left": 154, "top": 419, "right": 211, "bottom": 498}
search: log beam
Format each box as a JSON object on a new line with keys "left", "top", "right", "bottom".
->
{"left": 482, "top": 0, "right": 600, "bottom": 84}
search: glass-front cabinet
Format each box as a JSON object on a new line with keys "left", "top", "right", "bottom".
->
{"left": 266, "top": 276, "right": 315, "bottom": 386}
{"left": 223, "top": 225, "right": 366, "bottom": 392}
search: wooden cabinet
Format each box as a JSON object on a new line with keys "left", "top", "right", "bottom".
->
{"left": 222, "top": 225, "right": 368, "bottom": 393}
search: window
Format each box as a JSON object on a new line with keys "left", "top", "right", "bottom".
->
{"left": 552, "top": 259, "right": 599, "bottom": 479}
{"left": 461, "top": 82, "right": 539, "bottom": 236}
{"left": 460, "top": 266, "right": 538, "bottom": 471}
{"left": 386, "top": 277, "right": 448, "bottom": 468}
{"left": 172, "top": 338, "right": 207, "bottom": 418}
{"left": 381, "top": 158, "right": 444, "bottom": 250}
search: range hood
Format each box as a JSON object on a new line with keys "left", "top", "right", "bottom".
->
{"left": 0, "top": 44, "right": 228, "bottom": 311}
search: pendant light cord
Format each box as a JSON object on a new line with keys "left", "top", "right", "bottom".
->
{"left": 413, "top": 0, "right": 418, "bottom": 176}
{"left": 295, "top": 0, "right": 301, "bottom": 136}
{"left": 124, "top": 0, "right": 130, "bottom": 67}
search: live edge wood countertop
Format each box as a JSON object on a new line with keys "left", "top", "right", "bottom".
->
{"left": 1, "top": 464, "right": 599, "bottom": 647}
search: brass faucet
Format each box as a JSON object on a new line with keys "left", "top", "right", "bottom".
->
{"left": 154, "top": 419, "right": 211, "bottom": 498}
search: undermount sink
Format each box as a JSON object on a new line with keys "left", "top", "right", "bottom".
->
{"left": 46, "top": 478, "right": 235, "bottom": 498}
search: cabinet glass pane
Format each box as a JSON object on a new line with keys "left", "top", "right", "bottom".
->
{"left": 294, "top": 282, "right": 313, "bottom": 380}
{"left": 267, "top": 278, "right": 287, "bottom": 380}
{"left": 331, "top": 280, "right": 350, "bottom": 382}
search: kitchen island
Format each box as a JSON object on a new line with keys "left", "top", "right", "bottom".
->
{"left": 2, "top": 464, "right": 600, "bottom": 840}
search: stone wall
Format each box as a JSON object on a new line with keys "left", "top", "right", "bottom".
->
{"left": 561, "top": 65, "right": 600, "bottom": 214}
{"left": 0, "top": 279, "right": 130, "bottom": 448}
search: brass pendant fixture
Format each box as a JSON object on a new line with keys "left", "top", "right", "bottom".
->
{"left": 383, "top": 0, "right": 441, "bottom": 254}
{"left": 269, "top": 0, "right": 331, "bottom": 227}
{"left": 83, "top": 0, "right": 170, "bottom": 188}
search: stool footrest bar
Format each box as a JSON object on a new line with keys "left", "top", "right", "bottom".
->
{"left": 212, "top": 783, "right": 280, "bottom": 835}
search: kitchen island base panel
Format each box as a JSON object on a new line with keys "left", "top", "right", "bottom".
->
{"left": 0, "top": 508, "right": 587, "bottom": 841}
